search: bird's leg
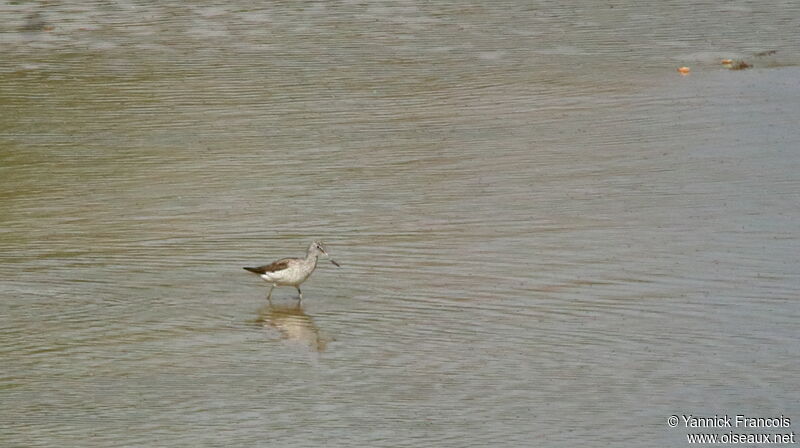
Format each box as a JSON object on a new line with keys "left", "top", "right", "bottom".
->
{"left": 266, "top": 284, "right": 275, "bottom": 303}
{"left": 296, "top": 286, "right": 303, "bottom": 302}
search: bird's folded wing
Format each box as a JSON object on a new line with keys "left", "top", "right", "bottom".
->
{"left": 244, "top": 259, "right": 291, "bottom": 274}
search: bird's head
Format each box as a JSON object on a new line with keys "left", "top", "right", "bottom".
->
{"left": 308, "top": 241, "right": 340, "bottom": 267}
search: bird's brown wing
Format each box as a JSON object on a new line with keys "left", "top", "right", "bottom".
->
{"left": 243, "top": 258, "right": 292, "bottom": 275}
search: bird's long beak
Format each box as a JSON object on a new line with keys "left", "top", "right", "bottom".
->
{"left": 320, "top": 248, "right": 341, "bottom": 267}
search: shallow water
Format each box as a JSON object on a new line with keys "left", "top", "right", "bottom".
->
{"left": 1, "top": 1, "right": 799, "bottom": 447}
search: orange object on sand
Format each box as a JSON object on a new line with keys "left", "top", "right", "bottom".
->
{"left": 721, "top": 59, "right": 733, "bottom": 65}
{"left": 677, "top": 66, "right": 690, "bottom": 75}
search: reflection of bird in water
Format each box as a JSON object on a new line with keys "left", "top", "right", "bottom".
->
{"left": 256, "top": 302, "right": 328, "bottom": 352}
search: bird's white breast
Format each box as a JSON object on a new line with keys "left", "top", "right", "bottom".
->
{"left": 260, "top": 260, "right": 315, "bottom": 286}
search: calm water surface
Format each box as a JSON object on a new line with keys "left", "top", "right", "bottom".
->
{"left": 1, "top": 1, "right": 799, "bottom": 447}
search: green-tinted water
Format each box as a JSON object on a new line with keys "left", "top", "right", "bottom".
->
{"left": 1, "top": 2, "right": 799, "bottom": 446}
